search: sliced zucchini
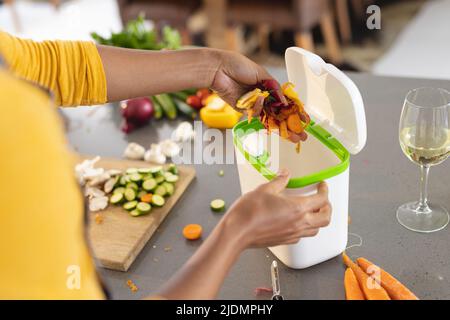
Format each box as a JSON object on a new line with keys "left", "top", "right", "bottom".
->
{"left": 154, "top": 175, "right": 165, "bottom": 184}
{"left": 137, "top": 202, "right": 151, "bottom": 213}
{"left": 130, "top": 209, "right": 141, "bottom": 217}
{"left": 168, "top": 164, "right": 178, "bottom": 175}
{"left": 137, "top": 168, "right": 152, "bottom": 174}
{"left": 162, "top": 182, "right": 174, "bottom": 196}
{"left": 151, "top": 194, "right": 165, "bottom": 207}
{"left": 119, "top": 175, "right": 129, "bottom": 186}
{"left": 110, "top": 193, "right": 124, "bottom": 204}
{"left": 149, "top": 166, "right": 163, "bottom": 174}
{"left": 126, "top": 168, "right": 138, "bottom": 174}
{"left": 126, "top": 182, "right": 139, "bottom": 191}
{"left": 165, "top": 173, "right": 179, "bottom": 183}
{"left": 163, "top": 172, "right": 173, "bottom": 179}
{"left": 210, "top": 199, "right": 226, "bottom": 212}
{"left": 124, "top": 188, "right": 136, "bottom": 201}
{"left": 142, "top": 173, "right": 153, "bottom": 180}
{"left": 154, "top": 185, "right": 166, "bottom": 197}
{"left": 142, "top": 178, "right": 157, "bottom": 191}
{"left": 129, "top": 172, "right": 142, "bottom": 182}
{"left": 113, "top": 187, "right": 126, "bottom": 194}
{"left": 123, "top": 201, "right": 138, "bottom": 211}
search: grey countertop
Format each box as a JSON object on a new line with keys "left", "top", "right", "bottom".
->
{"left": 63, "top": 70, "right": 450, "bottom": 300}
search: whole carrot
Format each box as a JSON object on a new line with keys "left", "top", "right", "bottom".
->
{"left": 344, "top": 268, "right": 365, "bottom": 300}
{"left": 356, "top": 257, "right": 418, "bottom": 300}
{"left": 342, "top": 252, "right": 390, "bottom": 300}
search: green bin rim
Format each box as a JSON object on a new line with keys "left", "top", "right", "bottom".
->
{"left": 232, "top": 118, "right": 350, "bottom": 188}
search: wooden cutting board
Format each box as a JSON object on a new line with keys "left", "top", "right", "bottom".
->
{"left": 83, "top": 156, "right": 196, "bottom": 272}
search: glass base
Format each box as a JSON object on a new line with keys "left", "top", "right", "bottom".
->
{"left": 397, "top": 202, "right": 449, "bottom": 233}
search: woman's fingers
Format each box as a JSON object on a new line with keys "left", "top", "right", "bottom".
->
{"left": 281, "top": 228, "right": 321, "bottom": 244}
{"left": 283, "top": 237, "right": 301, "bottom": 245}
{"left": 286, "top": 205, "right": 331, "bottom": 238}
{"left": 258, "top": 169, "right": 290, "bottom": 194}
{"left": 304, "top": 204, "right": 332, "bottom": 228}
{"left": 292, "top": 182, "right": 329, "bottom": 213}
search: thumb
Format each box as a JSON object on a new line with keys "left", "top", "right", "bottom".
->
{"left": 259, "top": 168, "right": 290, "bottom": 194}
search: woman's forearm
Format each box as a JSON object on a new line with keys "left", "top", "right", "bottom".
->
{"left": 155, "top": 219, "right": 244, "bottom": 299}
{"left": 97, "top": 45, "right": 220, "bottom": 102}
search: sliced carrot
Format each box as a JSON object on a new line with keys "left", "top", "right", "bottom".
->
{"left": 344, "top": 268, "right": 365, "bottom": 300}
{"left": 183, "top": 224, "right": 202, "bottom": 240}
{"left": 247, "top": 109, "right": 254, "bottom": 124}
{"left": 342, "top": 252, "right": 390, "bottom": 300}
{"left": 279, "top": 120, "right": 289, "bottom": 138}
{"left": 280, "top": 106, "right": 296, "bottom": 117}
{"left": 267, "top": 117, "right": 278, "bottom": 133}
{"left": 287, "top": 113, "right": 303, "bottom": 134}
{"left": 140, "top": 193, "right": 153, "bottom": 203}
{"left": 94, "top": 213, "right": 103, "bottom": 224}
{"left": 357, "top": 257, "right": 418, "bottom": 300}
{"left": 261, "top": 113, "right": 267, "bottom": 125}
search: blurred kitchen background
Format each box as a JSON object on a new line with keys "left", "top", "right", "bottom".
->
{"left": 1, "top": 0, "right": 449, "bottom": 80}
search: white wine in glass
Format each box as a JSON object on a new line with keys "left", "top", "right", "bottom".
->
{"left": 400, "top": 127, "right": 450, "bottom": 166}
{"left": 398, "top": 87, "right": 450, "bottom": 233}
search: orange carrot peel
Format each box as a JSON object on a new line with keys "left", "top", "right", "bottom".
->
{"left": 342, "top": 252, "right": 390, "bottom": 300}
{"left": 344, "top": 268, "right": 365, "bottom": 300}
{"left": 236, "top": 80, "right": 311, "bottom": 149}
{"left": 357, "top": 257, "right": 418, "bottom": 300}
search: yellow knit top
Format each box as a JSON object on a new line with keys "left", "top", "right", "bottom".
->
{"left": 0, "top": 30, "right": 107, "bottom": 299}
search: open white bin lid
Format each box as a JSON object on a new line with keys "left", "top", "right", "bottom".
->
{"left": 285, "top": 47, "right": 367, "bottom": 154}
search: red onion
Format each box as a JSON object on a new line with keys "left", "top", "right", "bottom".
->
{"left": 121, "top": 120, "right": 136, "bottom": 134}
{"left": 121, "top": 97, "right": 154, "bottom": 133}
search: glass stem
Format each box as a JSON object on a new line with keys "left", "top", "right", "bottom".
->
{"left": 418, "top": 165, "right": 430, "bottom": 213}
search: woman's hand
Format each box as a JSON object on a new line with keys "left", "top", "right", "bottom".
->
{"left": 157, "top": 169, "right": 331, "bottom": 299}
{"left": 209, "top": 49, "right": 273, "bottom": 107}
{"left": 221, "top": 169, "right": 332, "bottom": 250}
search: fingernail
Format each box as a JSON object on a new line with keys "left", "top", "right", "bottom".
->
{"left": 277, "top": 168, "right": 289, "bottom": 177}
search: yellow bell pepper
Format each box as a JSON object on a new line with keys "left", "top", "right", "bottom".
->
{"left": 200, "top": 94, "right": 242, "bottom": 129}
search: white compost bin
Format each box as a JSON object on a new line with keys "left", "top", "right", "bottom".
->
{"left": 233, "top": 47, "right": 367, "bottom": 269}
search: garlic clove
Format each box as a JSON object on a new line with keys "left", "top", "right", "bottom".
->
{"left": 144, "top": 148, "right": 166, "bottom": 164}
{"left": 89, "top": 196, "right": 109, "bottom": 212}
{"left": 83, "top": 167, "right": 105, "bottom": 179}
{"left": 172, "top": 121, "right": 195, "bottom": 142}
{"left": 124, "top": 142, "right": 146, "bottom": 160}
{"left": 85, "top": 186, "right": 106, "bottom": 199}
{"left": 107, "top": 169, "right": 122, "bottom": 176}
{"left": 87, "top": 172, "right": 111, "bottom": 187}
{"left": 160, "top": 139, "right": 181, "bottom": 158}
{"left": 75, "top": 156, "right": 100, "bottom": 173}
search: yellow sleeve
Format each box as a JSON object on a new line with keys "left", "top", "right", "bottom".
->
{"left": 0, "top": 69, "right": 105, "bottom": 299}
{"left": 0, "top": 30, "right": 107, "bottom": 107}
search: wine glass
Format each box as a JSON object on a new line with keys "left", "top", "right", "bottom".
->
{"left": 398, "top": 87, "right": 450, "bottom": 233}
